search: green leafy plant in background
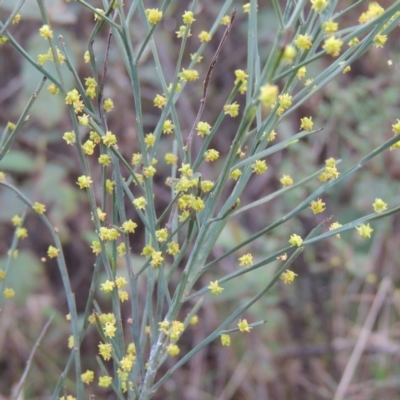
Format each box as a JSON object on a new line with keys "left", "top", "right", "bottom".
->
{"left": 1, "top": 0, "right": 400, "bottom": 399}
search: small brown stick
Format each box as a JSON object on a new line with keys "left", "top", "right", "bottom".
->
{"left": 12, "top": 314, "right": 54, "bottom": 399}
{"left": 186, "top": 9, "right": 237, "bottom": 151}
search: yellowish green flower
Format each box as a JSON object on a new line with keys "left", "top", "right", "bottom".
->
{"left": 154, "top": 94, "right": 167, "bottom": 109}
{"left": 196, "top": 121, "right": 212, "bottom": 137}
{"left": 373, "top": 198, "right": 388, "bottom": 213}
{"left": 179, "top": 69, "right": 199, "bottom": 82}
{"left": 310, "top": 198, "right": 326, "bottom": 214}
{"left": 101, "top": 280, "right": 115, "bottom": 293}
{"left": 47, "top": 245, "right": 59, "bottom": 259}
{"left": 220, "top": 334, "right": 231, "bottom": 346}
{"left": 76, "top": 175, "right": 92, "bottom": 189}
{"left": 224, "top": 102, "right": 240, "bottom": 117}
{"left": 239, "top": 253, "right": 253, "bottom": 267}
{"left": 103, "top": 98, "right": 114, "bottom": 112}
{"left": 198, "top": 31, "right": 212, "bottom": 42}
{"left": 98, "top": 376, "right": 112, "bottom": 388}
{"left": 300, "top": 117, "right": 313, "bottom": 131}
{"left": 167, "top": 344, "right": 180, "bottom": 356}
{"left": 280, "top": 270, "right": 298, "bottom": 284}
{"left": 296, "top": 66, "right": 306, "bottom": 79}
{"left": 144, "top": 133, "right": 156, "bottom": 148}
{"left": 150, "top": 251, "right": 164, "bottom": 267}
{"left": 208, "top": 281, "right": 224, "bottom": 295}
{"left": 167, "top": 241, "right": 180, "bottom": 255}
{"left": 230, "top": 168, "right": 242, "bottom": 180}
{"left": 294, "top": 34, "right": 312, "bottom": 50}
{"left": 323, "top": 36, "right": 343, "bottom": 57}
{"left": 251, "top": 159, "right": 268, "bottom": 174}
{"left": 3, "top": 288, "right": 15, "bottom": 298}
{"left": 238, "top": 319, "right": 252, "bottom": 333}
{"left": 98, "top": 342, "right": 112, "bottom": 361}
{"left": 182, "top": 11, "right": 195, "bottom": 24}
{"left": 133, "top": 196, "right": 147, "bottom": 210}
{"left": 280, "top": 174, "right": 293, "bottom": 186}
{"left": 81, "top": 370, "right": 94, "bottom": 385}
{"left": 289, "top": 234, "right": 303, "bottom": 247}
{"left": 204, "top": 149, "right": 220, "bottom": 162}
{"left": 322, "top": 20, "right": 339, "bottom": 34}
{"left": 310, "top": 0, "right": 328, "bottom": 13}
{"left": 32, "top": 202, "right": 46, "bottom": 214}
{"left": 39, "top": 24, "right": 53, "bottom": 39}
{"left": 16, "top": 227, "right": 28, "bottom": 239}
{"left": 259, "top": 84, "right": 278, "bottom": 108}
{"left": 329, "top": 222, "right": 342, "bottom": 238}
{"left": 146, "top": 8, "right": 162, "bottom": 24}
{"left": 356, "top": 223, "right": 373, "bottom": 238}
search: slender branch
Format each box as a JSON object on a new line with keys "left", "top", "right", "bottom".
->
{"left": 185, "top": 9, "right": 237, "bottom": 151}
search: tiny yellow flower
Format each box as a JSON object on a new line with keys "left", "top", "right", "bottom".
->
{"left": 198, "top": 31, "right": 212, "bottom": 42}
{"left": 98, "top": 154, "right": 111, "bottom": 166}
{"left": 162, "top": 120, "right": 175, "bottom": 134}
{"left": 103, "top": 98, "right": 114, "bottom": 112}
{"left": 98, "top": 342, "right": 112, "bottom": 361}
{"left": 230, "top": 168, "right": 242, "bottom": 180}
{"left": 309, "top": 198, "right": 326, "bottom": 214}
{"left": 32, "top": 202, "right": 46, "bottom": 214}
{"left": 91, "top": 241, "right": 101, "bottom": 255}
{"left": 133, "top": 196, "right": 147, "bottom": 210}
{"left": 294, "top": 34, "right": 312, "bottom": 50}
{"left": 84, "top": 51, "right": 90, "bottom": 63}
{"left": 179, "top": 163, "right": 193, "bottom": 177}
{"left": 348, "top": 38, "right": 359, "bottom": 47}
{"left": 122, "top": 220, "right": 138, "bottom": 233}
{"left": 238, "top": 253, "right": 253, "bottom": 267}
{"left": 296, "top": 66, "right": 306, "bottom": 79}
{"left": 120, "top": 355, "right": 134, "bottom": 372}
{"left": 310, "top": 0, "right": 328, "bottom": 13}
{"left": 0, "top": 269, "right": 5, "bottom": 280}
{"left": 105, "top": 179, "right": 115, "bottom": 194}
{"left": 182, "top": 11, "right": 195, "bottom": 24}
{"left": 146, "top": 8, "right": 163, "bottom": 24}
{"left": 280, "top": 174, "right": 293, "bottom": 186}
{"left": 221, "top": 15, "right": 230, "bottom": 25}
{"left": 144, "top": 133, "right": 156, "bottom": 148}
{"left": 289, "top": 234, "right": 303, "bottom": 247}
{"left": 165, "top": 152, "right": 178, "bottom": 165}
{"left": 300, "top": 117, "right": 313, "bottom": 131}
{"left": 251, "top": 159, "right": 268, "bottom": 174}
{"left": 373, "top": 198, "right": 388, "bottom": 213}
{"left": 322, "top": 20, "right": 339, "bottom": 34}
{"left": 267, "top": 130, "right": 277, "bottom": 141}
{"left": 104, "top": 321, "right": 117, "bottom": 338}
{"left": 179, "top": 69, "right": 199, "bottom": 82}
{"left": 102, "top": 131, "right": 117, "bottom": 147}
{"left": 220, "top": 334, "right": 231, "bottom": 346}
{"left": 196, "top": 121, "right": 212, "bottom": 137}
{"left": 68, "top": 335, "right": 74, "bottom": 349}
{"left": 63, "top": 131, "right": 76, "bottom": 145}
{"left": 39, "top": 24, "right": 53, "bottom": 39}
{"left": 204, "top": 149, "right": 220, "bottom": 162}
{"left": 167, "top": 344, "right": 180, "bottom": 356}
{"left": 280, "top": 270, "right": 298, "bottom": 284}
{"left": 392, "top": 119, "right": 400, "bottom": 134}
{"left": 12, "top": 13, "right": 21, "bottom": 24}
{"left": 156, "top": 228, "right": 168, "bottom": 242}
{"left": 77, "top": 175, "right": 92, "bottom": 189}
{"left": 78, "top": 114, "right": 89, "bottom": 126}
{"left": 47, "top": 245, "right": 59, "bottom": 259}
{"left": 259, "top": 84, "right": 279, "bottom": 108}
{"left": 208, "top": 281, "right": 224, "bottom": 295}
{"left": 150, "top": 251, "right": 164, "bottom": 267}
{"left": 329, "top": 222, "right": 342, "bottom": 238}
{"left": 190, "top": 315, "right": 199, "bottom": 325}
{"left": 201, "top": 180, "right": 214, "bottom": 193}
{"left": 224, "top": 102, "right": 240, "bottom": 117}
{"left": 283, "top": 45, "right": 297, "bottom": 63}
{"left": 323, "top": 36, "right": 343, "bottom": 57}
{"left": 101, "top": 280, "right": 115, "bottom": 293}
{"left": 16, "top": 227, "right": 28, "bottom": 239}
{"left": 356, "top": 223, "right": 373, "bottom": 238}
{"left": 238, "top": 319, "right": 252, "bottom": 333}
{"left": 81, "top": 370, "right": 94, "bottom": 385}
{"left": 3, "top": 288, "right": 15, "bottom": 298}
{"left": 167, "top": 241, "right": 180, "bottom": 255}
{"left": 98, "top": 376, "right": 112, "bottom": 388}
{"left": 11, "top": 215, "right": 23, "bottom": 226}
{"left": 373, "top": 34, "right": 387, "bottom": 48}
{"left": 47, "top": 83, "right": 60, "bottom": 94}
{"left": 154, "top": 94, "right": 167, "bottom": 109}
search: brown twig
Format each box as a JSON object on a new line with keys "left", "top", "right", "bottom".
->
{"left": 12, "top": 314, "right": 54, "bottom": 400}
{"left": 185, "top": 9, "right": 237, "bottom": 151}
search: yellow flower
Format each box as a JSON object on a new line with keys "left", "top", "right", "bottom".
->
{"left": 122, "top": 219, "right": 138, "bottom": 233}
{"left": 156, "top": 228, "right": 168, "bottom": 242}
{"left": 251, "top": 160, "right": 268, "bottom": 174}
{"left": 373, "top": 198, "right": 388, "bottom": 213}
{"left": 98, "top": 342, "right": 112, "bottom": 361}
{"left": 196, "top": 121, "right": 212, "bottom": 137}
{"left": 208, "top": 281, "right": 224, "bottom": 295}
{"left": 182, "top": 11, "right": 195, "bottom": 24}
{"left": 133, "top": 196, "right": 147, "bottom": 210}
{"left": 144, "top": 133, "right": 156, "bottom": 148}
{"left": 101, "top": 280, "right": 115, "bottom": 293}
{"left": 39, "top": 24, "right": 53, "bottom": 39}
{"left": 98, "top": 376, "right": 112, "bottom": 388}
{"left": 220, "top": 15, "right": 230, "bottom": 25}
{"left": 289, "top": 234, "right": 303, "bottom": 247}
{"left": 12, "top": 13, "right": 21, "bottom": 24}
{"left": 16, "top": 227, "right": 28, "bottom": 239}
{"left": 167, "top": 241, "right": 180, "bottom": 255}
{"left": 300, "top": 117, "right": 313, "bottom": 131}
{"left": 238, "top": 319, "right": 252, "bottom": 333}
{"left": 238, "top": 253, "right": 253, "bottom": 267}
{"left": 294, "top": 34, "right": 312, "bottom": 50}
{"left": 323, "top": 37, "right": 343, "bottom": 57}
{"left": 230, "top": 169, "right": 242, "bottom": 180}
{"left": 296, "top": 66, "right": 306, "bottom": 79}
{"left": 280, "top": 175, "right": 293, "bottom": 186}
{"left": 329, "top": 222, "right": 342, "bottom": 238}
{"left": 103, "top": 98, "right": 114, "bottom": 112}
{"left": 81, "top": 370, "right": 94, "bottom": 385}
{"left": 198, "top": 31, "right": 212, "bottom": 42}
{"left": 154, "top": 94, "right": 167, "bottom": 109}
{"left": 150, "top": 251, "right": 164, "bottom": 267}
{"left": 102, "top": 131, "right": 117, "bottom": 147}
{"left": 309, "top": 198, "right": 326, "bottom": 214}
{"left": 356, "top": 223, "right": 373, "bottom": 238}
{"left": 47, "top": 245, "right": 59, "bottom": 258}
{"left": 220, "top": 334, "right": 231, "bottom": 346}
{"left": 104, "top": 321, "right": 117, "bottom": 338}
{"left": 167, "top": 344, "right": 180, "bottom": 356}
{"left": 280, "top": 270, "right": 298, "bottom": 284}
{"left": 310, "top": 0, "right": 328, "bottom": 13}
{"left": 224, "top": 102, "right": 240, "bottom": 117}
{"left": 259, "top": 84, "right": 278, "bottom": 108}
{"left": 373, "top": 34, "right": 387, "bottom": 48}
{"left": 322, "top": 20, "right": 339, "bottom": 34}
{"left": 204, "top": 149, "right": 220, "bottom": 162}
{"left": 190, "top": 315, "right": 199, "bottom": 325}
{"left": 3, "top": 288, "right": 15, "bottom": 298}
{"left": 76, "top": 175, "right": 92, "bottom": 189}
{"left": 162, "top": 120, "right": 175, "bottom": 134}
{"left": 63, "top": 131, "right": 76, "bottom": 145}
{"left": 283, "top": 45, "right": 296, "bottom": 63}
{"left": 146, "top": 8, "right": 163, "bottom": 25}
{"left": 11, "top": 215, "right": 23, "bottom": 226}
{"left": 179, "top": 69, "right": 199, "bottom": 82}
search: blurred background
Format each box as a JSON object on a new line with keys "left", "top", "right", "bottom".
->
{"left": 1, "top": 0, "right": 400, "bottom": 399}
